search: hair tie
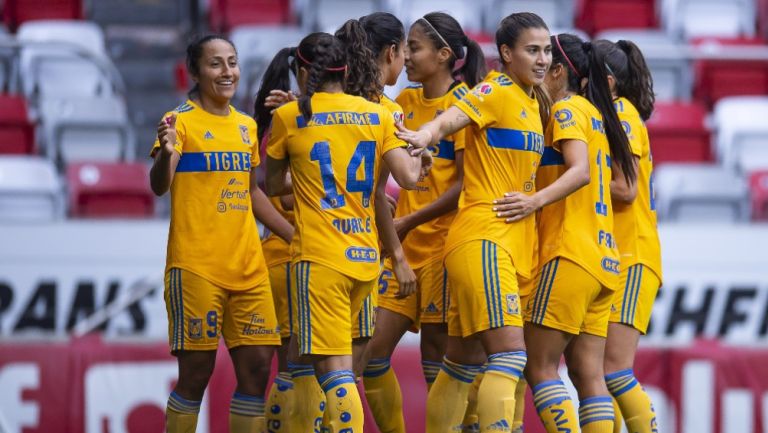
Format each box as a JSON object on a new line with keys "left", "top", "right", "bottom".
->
{"left": 296, "top": 47, "right": 346, "bottom": 72}
{"left": 419, "top": 17, "right": 454, "bottom": 57}
{"left": 554, "top": 34, "right": 581, "bottom": 78}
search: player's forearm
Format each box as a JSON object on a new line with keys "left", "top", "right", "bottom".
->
{"left": 533, "top": 164, "right": 590, "bottom": 209}
{"left": 375, "top": 179, "right": 406, "bottom": 263}
{"left": 400, "top": 179, "right": 461, "bottom": 230}
{"left": 149, "top": 150, "right": 175, "bottom": 196}
{"left": 251, "top": 187, "right": 294, "bottom": 243}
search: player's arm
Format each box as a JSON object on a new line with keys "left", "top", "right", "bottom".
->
{"left": 375, "top": 166, "right": 417, "bottom": 298}
{"left": 265, "top": 156, "right": 293, "bottom": 196}
{"left": 494, "top": 139, "right": 590, "bottom": 222}
{"left": 394, "top": 150, "right": 464, "bottom": 241}
{"left": 251, "top": 165, "right": 294, "bottom": 243}
{"left": 395, "top": 106, "right": 472, "bottom": 151}
{"left": 382, "top": 146, "right": 431, "bottom": 190}
{"left": 610, "top": 155, "right": 639, "bottom": 204}
{"left": 149, "top": 114, "right": 180, "bottom": 196}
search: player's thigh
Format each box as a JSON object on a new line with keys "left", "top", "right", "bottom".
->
{"left": 164, "top": 267, "right": 227, "bottom": 352}
{"left": 222, "top": 277, "right": 281, "bottom": 349}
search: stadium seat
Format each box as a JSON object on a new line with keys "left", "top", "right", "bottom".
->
{"left": 209, "top": 0, "right": 292, "bottom": 33}
{"left": 646, "top": 101, "right": 711, "bottom": 164}
{"left": 1, "top": 0, "right": 82, "bottom": 32}
{"left": 0, "top": 94, "right": 35, "bottom": 154}
{"left": 595, "top": 29, "right": 691, "bottom": 101}
{"left": 654, "top": 163, "right": 750, "bottom": 222}
{"left": 712, "top": 96, "right": 768, "bottom": 173}
{"left": 229, "top": 25, "right": 305, "bottom": 109}
{"left": 0, "top": 31, "right": 16, "bottom": 93}
{"left": 691, "top": 38, "right": 768, "bottom": 108}
{"left": 576, "top": 0, "right": 657, "bottom": 36}
{"left": 17, "top": 21, "right": 122, "bottom": 103}
{"left": 664, "top": 0, "right": 756, "bottom": 39}
{"left": 307, "top": 0, "right": 384, "bottom": 32}
{"left": 39, "top": 96, "right": 135, "bottom": 165}
{"left": 89, "top": 0, "right": 190, "bottom": 27}
{"left": 66, "top": 162, "right": 154, "bottom": 218}
{"left": 0, "top": 156, "right": 61, "bottom": 221}
{"left": 486, "top": 0, "right": 574, "bottom": 31}
{"left": 750, "top": 170, "right": 768, "bottom": 220}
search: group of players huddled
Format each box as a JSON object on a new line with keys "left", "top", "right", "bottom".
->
{"left": 149, "top": 9, "right": 662, "bottom": 433}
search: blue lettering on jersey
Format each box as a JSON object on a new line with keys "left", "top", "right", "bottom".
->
{"left": 486, "top": 128, "right": 545, "bottom": 154}
{"left": 428, "top": 139, "right": 456, "bottom": 160}
{"left": 598, "top": 230, "right": 616, "bottom": 248}
{"left": 296, "top": 111, "right": 381, "bottom": 128}
{"left": 591, "top": 117, "right": 606, "bottom": 134}
{"left": 601, "top": 257, "right": 620, "bottom": 274}
{"left": 540, "top": 146, "right": 564, "bottom": 166}
{"left": 176, "top": 152, "right": 252, "bottom": 172}
{"left": 345, "top": 246, "right": 378, "bottom": 263}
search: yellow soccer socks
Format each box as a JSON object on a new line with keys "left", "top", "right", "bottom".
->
{"left": 606, "top": 369, "right": 658, "bottom": 433}
{"left": 363, "top": 357, "right": 406, "bottom": 433}
{"left": 266, "top": 372, "right": 293, "bottom": 432}
{"left": 477, "top": 351, "right": 527, "bottom": 432}
{"left": 289, "top": 363, "right": 325, "bottom": 432}
{"left": 532, "top": 380, "right": 580, "bottom": 433}
{"left": 230, "top": 392, "right": 266, "bottom": 433}
{"left": 166, "top": 391, "right": 200, "bottom": 433}
{"left": 461, "top": 369, "right": 485, "bottom": 433}
{"left": 612, "top": 396, "right": 623, "bottom": 433}
{"left": 512, "top": 377, "right": 527, "bottom": 433}
{"left": 578, "top": 396, "right": 615, "bottom": 433}
{"left": 319, "top": 369, "right": 364, "bottom": 433}
{"left": 422, "top": 359, "right": 442, "bottom": 391}
{"left": 426, "top": 357, "right": 483, "bottom": 433}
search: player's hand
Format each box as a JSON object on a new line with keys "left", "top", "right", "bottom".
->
{"left": 385, "top": 193, "right": 397, "bottom": 218}
{"left": 420, "top": 150, "right": 433, "bottom": 176}
{"left": 393, "top": 216, "right": 412, "bottom": 242}
{"left": 395, "top": 123, "right": 432, "bottom": 153}
{"left": 265, "top": 90, "right": 297, "bottom": 113}
{"left": 157, "top": 114, "right": 177, "bottom": 156}
{"left": 493, "top": 192, "right": 541, "bottom": 223}
{"left": 391, "top": 256, "right": 417, "bottom": 299}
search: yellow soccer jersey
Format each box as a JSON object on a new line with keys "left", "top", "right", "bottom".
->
{"left": 394, "top": 82, "right": 469, "bottom": 267}
{"left": 613, "top": 97, "right": 662, "bottom": 280}
{"left": 379, "top": 94, "right": 405, "bottom": 126}
{"left": 446, "top": 72, "right": 544, "bottom": 279}
{"left": 267, "top": 92, "right": 406, "bottom": 281}
{"left": 261, "top": 195, "right": 295, "bottom": 267}
{"left": 151, "top": 100, "right": 266, "bottom": 290}
{"left": 537, "top": 95, "right": 620, "bottom": 288}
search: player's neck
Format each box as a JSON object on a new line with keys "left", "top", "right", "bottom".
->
{"left": 318, "top": 82, "right": 344, "bottom": 94}
{"left": 421, "top": 71, "right": 454, "bottom": 99}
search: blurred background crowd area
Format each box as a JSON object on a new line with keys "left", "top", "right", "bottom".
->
{"left": 0, "top": 0, "right": 767, "bottom": 224}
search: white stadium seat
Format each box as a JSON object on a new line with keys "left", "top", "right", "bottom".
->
{"left": 0, "top": 156, "right": 62, "bottom": 221}
{"left": 712, "top": 96, "right": 768, "bottom": 173}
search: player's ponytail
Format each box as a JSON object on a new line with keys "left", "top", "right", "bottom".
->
{"left": 415, "top": 12, "right": 487, "bottom": 88}
{"left": 603, "top": 39, "right": 655, "bottom": 121}
{"left": 335, "top": 18, "right": 381, "bottom": 102}
{"left": 296, "top": 32, "right": 347, "bottom": 122}
{"left": 254, "top": 47, "right": 296, "bottom": 142}
{"left": 497, "top": 13, "right": 552, "bottom": 128}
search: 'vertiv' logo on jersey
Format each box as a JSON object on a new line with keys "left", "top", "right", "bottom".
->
{"left": 176, "top": 152, "right": 252, "bottom": 172}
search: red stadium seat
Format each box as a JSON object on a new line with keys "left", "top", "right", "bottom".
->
{"left": 646, "top": 101, "right": 712, "bottom": 164}
{"left": 692, "top": 38, "right": 768, "bottom": 108}
{"left": 0, "top": 94, "right": 35, "bottom": 155}
{"left": 2, "top": 0, "right": 82, "bottom": 32}
{"left": 209, "top": 0, "right": 292, "bottom": 33}
{"left": 750, "top": 170, "right": 768, "bottom": 220}
{"left": 66, "top": 162, "right": 155, "bottom": 218}
{"left": 576, "top": 0, "right": 657, "bottom": 35}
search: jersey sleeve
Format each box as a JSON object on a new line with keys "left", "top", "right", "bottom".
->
{"left": 454, "top": 81, "right": 501, "bottom": 129}
{"left": 249, "top": 120, "right": 260, "bottom": 167}
{"left": 550, "top": 101, "right": 589, "bottom": 153}
{"left": 266, "top": 109, "right": 289, "bottom": 160}
{"left": 381, "top": 96, "right": 405, "bottom": 127}
{"left": 379, "top": 105, "right": 407, "bottom": 156}
{"left": 150, "top": 110, "right": 185, "bottom": 157}
{"left": 618, "top": 112, "right": 643, "bottom": 158}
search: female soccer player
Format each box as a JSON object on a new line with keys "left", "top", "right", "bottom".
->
{"left": 594, "top": 38, "right": 662, "bottom": 433}
{"left": 396, "top": 12, "right": 551, "bottom": 433}
{"left": 496, "top": 33, "right": 636, "bottom": 433}
{"left": 150, "top": 34, "right": 294, "bottom": 433}
{"left": 265, "top": 32, "right": 428, "bottom": 433}
{"left": 361, "top": 11, "right": 486, "bottom": 433}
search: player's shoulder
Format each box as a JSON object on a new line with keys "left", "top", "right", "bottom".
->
{"left": 449, "top": 81, "right": 470, "bottom": 102}
{"left": 231, "top": 106, "right": 257, "bottom": 126}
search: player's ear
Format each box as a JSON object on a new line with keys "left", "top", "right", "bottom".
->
{"left": 499, "top": 44, "right": 513, "bottom": 65}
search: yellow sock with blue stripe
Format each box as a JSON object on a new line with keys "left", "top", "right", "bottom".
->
{"left": 319, "top": 370, "right": 364, "bottom": 433}
{"left": 461, "top": 367, "right": 485, "bottom": 432}
{"left": 612, "top": 397, "right": 623, "bottom": 433}
{"left": 425, "top": 357, "right": 483, "bottom": 433}
{"left": 422, "top": 360, "right": 442, "bottom": 391}
{"left": 229, "top": 392, "right": 266, "bottom": 433}
{"left": 166, "top": 391, "right": 200, "bottom": 433}
{"left": 532, "top": 380, "right": 579, "bottom": 433}
{"left": 606, "top": 369, "right": 658, "bottom": 433}
{"left": 363, "top": 358, "right": 405, "bottom": 433}
{"left": 477, "top": 351, "right": 526, "bottom": 432}
{"left": 579, "top": 396, "right": 615, "bottom": 433}
{"left": 289, "top": 363, "right": 325, "bottom": 433}
{"left": 266, "top": 372, "right": 293, "bottom": 433}
{"left": 512, "top": 377, "right": 527, "bottom": 433}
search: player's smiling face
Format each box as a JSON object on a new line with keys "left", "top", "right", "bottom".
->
{"left": 194, "top": 39, "right": 240, "bottom": 105}
{"left": 500, "top": 27, "right": 552, "bottom": 94}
